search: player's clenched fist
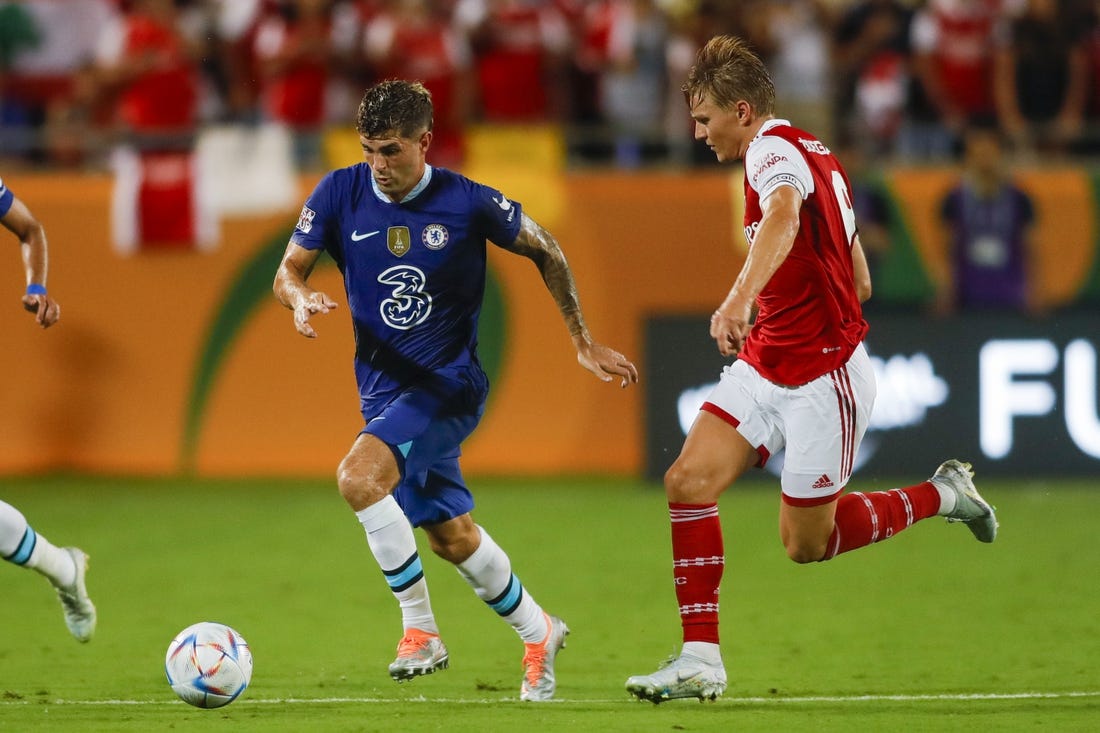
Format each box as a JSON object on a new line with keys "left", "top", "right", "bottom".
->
{"left": 22, "top": 292, "right": 60, "bottom": 328}
{"left": 710, "top": 305, "right": 750, "bottom": 357}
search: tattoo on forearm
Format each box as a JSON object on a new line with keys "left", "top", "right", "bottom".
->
{"left": 509, "top": 214, "right": 586, "bottom": 337}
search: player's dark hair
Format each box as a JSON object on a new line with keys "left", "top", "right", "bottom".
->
{"left": 683, "top": 35, "right": 775, "bottom": 115}
{"left": 356, "top": 80, "right": 434, "bottom": 138}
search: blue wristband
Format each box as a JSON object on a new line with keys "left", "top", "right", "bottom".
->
{"left": 26, "top": 283, "right": 47, "bottom": 296}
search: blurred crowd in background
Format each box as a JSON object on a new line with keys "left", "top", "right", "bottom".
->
{"left": 1, "top": 0, "right": 1099, "bottom": 172}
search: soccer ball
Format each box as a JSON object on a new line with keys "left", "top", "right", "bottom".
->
{"left": 165, "top": 621, "right": 253, "bottom": 708}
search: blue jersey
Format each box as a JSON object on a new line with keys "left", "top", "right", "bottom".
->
{"left": 291, "top": 164, "right": 523, "bottom": 418}
{"left": 0, "top": 177, "right": 14, "bottom": 218}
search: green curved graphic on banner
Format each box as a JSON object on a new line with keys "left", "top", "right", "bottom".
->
{"left": 180, "top": 233, "right": 508, "bottom": 472}
{"left": 1079, "top": 171, "right": 1100, "bottom": 304}
{"left": 181, "top": 230, "right": 290, "bottom": 472}
{"left": 478, "top": 266, "right": 507, "bottom": 397}
{"left": 874, "top": 175, "right": 935, "bottom": 306}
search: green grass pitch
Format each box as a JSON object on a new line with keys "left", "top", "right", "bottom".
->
{"left": 0, "top": 474, "right": 1097, "bottom": 732}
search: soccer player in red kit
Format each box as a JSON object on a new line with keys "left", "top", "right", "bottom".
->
{"left": 625, "top": 35, "right": 998, "bottom": 704}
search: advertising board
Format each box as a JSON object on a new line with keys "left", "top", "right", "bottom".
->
{"left": 645, "top": 313, "right": 1100, "bottom": 479}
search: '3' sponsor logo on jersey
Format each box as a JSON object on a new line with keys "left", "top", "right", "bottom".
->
{"left": 377, "top": 265, "right": 432, "bottom": 330}
{"left": 351, "top": 230, "right": 380, "bottom": 242}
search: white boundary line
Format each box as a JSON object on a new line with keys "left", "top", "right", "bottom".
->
{"left": 1, "top": 691, "right": 1098, "bottom": 706}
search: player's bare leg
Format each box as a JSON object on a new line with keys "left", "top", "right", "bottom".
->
{"left": 779, "top": 499, "right": 838, "bottom": 563}
{"left": 340, "top": 434, "right": 447, "bottom": 681}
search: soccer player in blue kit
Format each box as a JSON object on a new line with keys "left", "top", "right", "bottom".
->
{"left": 273, "top": 80, "right": 638, "bottom": 701}
{"left": 0, "top": 175, "right": 96, "bottom": 643}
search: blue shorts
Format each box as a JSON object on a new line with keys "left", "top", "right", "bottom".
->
{"left": 362, "top": 370, "right": 485, "bottom": 527}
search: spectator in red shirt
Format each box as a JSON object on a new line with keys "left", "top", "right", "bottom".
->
{"left": 904, "top": 0, "right": 1003, "bottom": 160}
{"left": 454, "top": 0, "right": 571, "bottom": 122}
{"left": 253, "top": 0, "right": 344, "bottom": 169}
{"left": 555, "top": 0, "right": 613, "bottom": 127}
{"left": 95, "top": 0, "right": 200, "bottom": 140}
{"left": 94, "top": 0, "right": 211, "bottom": 252}
{"left": 364, "top": 0, "right": 473, "bottom": 169}
{"left": 832, "top": 0, "right": 914, "bottom": 157}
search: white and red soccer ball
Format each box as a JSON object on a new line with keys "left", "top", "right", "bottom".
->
{"left": 165, "top": 621, "right": 253, "bottom": 709}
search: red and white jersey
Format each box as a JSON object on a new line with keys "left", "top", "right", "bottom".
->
{"left": 910, "top": 0, "right": 1002, "bottom": 116}
{"left": 740, "top": 119, "right": 868, "bottom": 386}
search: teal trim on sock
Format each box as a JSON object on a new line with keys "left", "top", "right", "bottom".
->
{"left": 487, "top": 574, "right": 523, "bottom": 616}
{"left": 5, "top": 526, "right": 37, "bottom": 565}
{"left": 384, "top": 553, "right": 425, "bottom": 593}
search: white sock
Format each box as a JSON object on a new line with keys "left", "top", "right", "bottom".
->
{"left": 0, "top": 500, "right": 29, "bottom": 558}
{"left": 682, "top": 641, "right": 723, "bottom": 666}
{"left": 932, "top": 480, "right": 957, "bottom": 516}
{"left": 0, "top": 501, "right": 75, "bottom": 587}
{"left": 356, "top": 495, "right": 438, "bottom": 635}
{"left": 455, "top": 526, "right": 546, "bottom": 643}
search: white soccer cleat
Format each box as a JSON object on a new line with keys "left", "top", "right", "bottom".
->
{"left": 53, "top": 547, "right": 96, "bottom": 643}
{"left": 626, "top": 653, "right": 727, "bottom": 703}
{"left": 930, "top": 459, "right": 998, "bottom": 543}
{"left": 520, "top": 613, "right": 569, "bottom": 701}
{"left": 388, "top": 628, "right": 449, "bottom": 681}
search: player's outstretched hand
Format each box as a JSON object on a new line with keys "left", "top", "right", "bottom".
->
{"left": 22, "top": 293, "right": 60, "bottom": 328}
{"left": 293, "top": 291, "right": 339, "bottom": 338}
{"left": 575, "top": 338, "right": 639, "bottom": 388}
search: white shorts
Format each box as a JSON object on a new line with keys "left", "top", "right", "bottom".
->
{"left": 700, "top": 342, "right": 876, "bottom": 505}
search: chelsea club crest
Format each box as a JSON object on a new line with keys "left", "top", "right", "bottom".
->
{"left": 422, "top": 224, "right": 449, "bottom": 250}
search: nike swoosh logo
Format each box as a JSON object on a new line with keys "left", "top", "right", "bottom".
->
{"left": 493, "top": 195, "right": 511, "bottom": 211}
{"left": 351, "top": 230, "right": 380, "bottom": 241}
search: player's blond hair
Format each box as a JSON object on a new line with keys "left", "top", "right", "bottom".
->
{"left": 356, "top": 80, "right": 434, "bottom": 138}
{"left": 682, "top": 35, "right": 775, "bottom": 115}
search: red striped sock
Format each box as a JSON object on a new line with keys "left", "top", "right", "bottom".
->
{"left": 669, "top": 503, "right": 724, "bottom": 644}
{"left": 821, "top": 482, "right": 941, "bottom": 561}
